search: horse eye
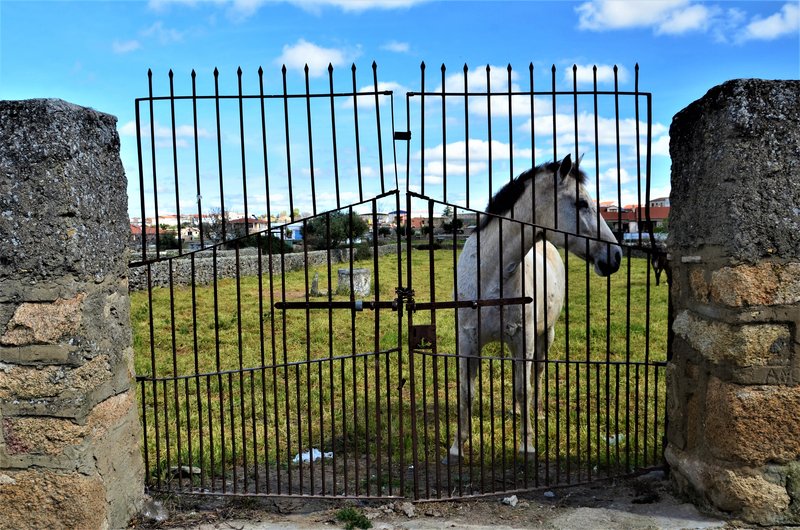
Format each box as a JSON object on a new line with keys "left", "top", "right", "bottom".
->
{"left": 577, "top": 199, "right": 590, "bottom": 210}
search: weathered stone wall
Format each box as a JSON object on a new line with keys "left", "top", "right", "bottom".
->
{"left": 667, "top": 79, "right": 800, "bottom": 525}
{"left": 0, "top": 99, "right": 144, "bottom": 529}
{"left": 128, "top": 243, "right": 403, "bottom": 291}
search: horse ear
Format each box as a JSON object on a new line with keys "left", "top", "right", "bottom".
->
{"left": 559, "top": 154, "right": 572, "bottom": 180}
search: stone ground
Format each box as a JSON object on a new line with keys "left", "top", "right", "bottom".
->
{"left": 127, "top": 470, "right": 775, "bottom": 530}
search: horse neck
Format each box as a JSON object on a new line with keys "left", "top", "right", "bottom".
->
{"left": 480, "top": 204, "right": 540, "bottom": 270}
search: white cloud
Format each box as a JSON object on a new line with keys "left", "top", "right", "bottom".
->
{"left": 141, "top": 21, "right": 184, "bottom": 44}
{"left": 576, "top": 0, "right": 714, "bottom": 35}
{"left": 564, "top": 64, "right": 629, "bottom": 86}
{"left": 656, "top": 3, "right": 714, "bottom": 34}
{"left": 275, "top": 39, "right": 357, "bottom": 77}
{"left": 119, "top": 120, "right": 211, "bottom": 149}
{"left": 148, "top": 0, "right": 425, "bottom": 18}
{"left": 738, "top": 3, "right": 800, "bottom": 42}
{"left": 112, "top": 39, "right": 141, "bottom": 54}
{"left": 381, "top": 40, "right": 410, "bottom": 53}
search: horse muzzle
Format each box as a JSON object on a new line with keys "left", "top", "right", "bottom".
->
{"left": 594, "top": 245, "right": 622, "bottom": 276}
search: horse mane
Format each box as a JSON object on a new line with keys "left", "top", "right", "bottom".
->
{"left": 476, "top": 159, "right": 587, "bottom": 232}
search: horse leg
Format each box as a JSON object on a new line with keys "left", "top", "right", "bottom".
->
{"left": 533, "top": 327, "right": 555, "bottom": 419}
{"left": 513, "top": 345, "right": 536, "bottom": 455}
{"left": 446, "top": 345, "right": 480, "bottom": 464}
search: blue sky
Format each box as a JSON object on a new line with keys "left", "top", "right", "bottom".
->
{"left": 2, "top": 0, "right": 798, "bottom": 221}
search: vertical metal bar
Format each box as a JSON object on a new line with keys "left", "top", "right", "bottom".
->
{"left": 146, "top": 264, "right": 161, "bottom": 490}
{"left": 268, "top": 229, "right": 282, "bottom": 494}
{"left": 584, "top": 238, "right": 592, "bottom": 482}
{"left": 445, "top": 207, "right": 462, "bottom": 497}
{"left": 441, "top": 64, "right": 447, "bottom": 202}
{"left": 328, "top": 65, "right": 341, "bottom": 210}
{"left": 212, "top": 247, "right": 227, "bottom": 492}
{"left": 237, "top": 68, "right": 250, "bottom": 232}
{"left": 486, "top": 65, "right": 493, "bottom": 202}
{"left": 529, "top": 63, "right": 535, "bottom": 169}
{"left": 405, "top": 191, "right": 420, "bottom": 499}
{"left": 249, "top": 369, "right": 257, "bottom": 494}
{"left": 348, "top": 207, "right": 360, "bottom": 495}
{"left": 507, "top": 64, "right": 513, "bottom": 182}
{"left": 214, "top": 68, "right": 226, "bottom": 242}
{"left": 373, "top": 62, "right": 386, "bottom": 195}
{"left": 304, "top": 65, "right": 317, "bottom": 217}
{"left": 183, "top": 371, "right": 194, "bottom": 492}
{"left": 258, "top": 66, "right": 272, "bottom": 229}
{"left": 428, "top": 200, "right": 441, "bottom": 499}
{"left": 140, "top": 378, "right": 151, "bottom": 485}
{"left": 161, "top": 378, "right": 171, "bottom": 490}
{"left": 614, "top": 66, "right": 622, "bottom": 238}
{"left": 191, "top": 70, "right": 205, "bottom": 248}
{"left": 393, "top": 191, "right": 403, "bottom": 497}
{"left": 371, "top": 201, "right": 383, "bottom": 496}
{"left": 227, "top": 371, "right": 237, "bottom": 492}
{"left": 302, "top": 220, "right": 314, "bottom": 493}
{"left": 475, "top": 213, "right": 485, "bottom": 493}
{"left": 419, "top": 62, "right": 426, "bottom": 197}
{"left": 135, "top": 98, "right": 147, "bottom": 261}
{"left": 326, "top": 213, "right": 337, "bottom": 494}
{"left": 625, "top": 246, "right": 632, "bottom": 474}
{"left": 281, "top": 65, "right": 295, "bottom": 222}
{"left": 352, "top": 64, "right": 364, "bottom": 203}
{"left": 168, "top": 70, "right": 183, "bottom": 253}
{"left": 256, "top": 240, "right": 267, "bottom": 495}
{"left": 464, "top": 64, "right": 470, "bottom": 209}
{"left": 168, "top": 262, "right": 183, "bottom": 490}
{"left": 235, "top": 246, "right": 248, "bottom": 492}
{"left": 279, "top": 230, "right": 292, "bottom": 493}
{"left": 147, "top": 70, "right": 161, "bottom": 257}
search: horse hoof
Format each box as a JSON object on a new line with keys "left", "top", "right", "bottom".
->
{"left": 518, "top": 446, "right": 537, "bottom": 456}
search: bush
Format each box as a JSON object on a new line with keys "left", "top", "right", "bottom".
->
{"left": 354, "top": 242, "right": 373, "bottom": 261}
{"left": 415, "top": 242, "right": 442, "bottom": 251}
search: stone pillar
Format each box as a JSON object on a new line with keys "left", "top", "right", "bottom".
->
{"left": 666, "top": 80, "right": 800, "bottom": 525}
{"left": 0, "top": 100, "right": 144, "bottom": 529}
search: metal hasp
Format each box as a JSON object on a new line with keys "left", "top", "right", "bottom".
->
{"left": 410, "top": 324, "right": 436, "bottom": 350}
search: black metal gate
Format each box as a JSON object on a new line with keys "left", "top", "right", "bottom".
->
{"left": 130, "top": 62, "right": 668, "bottom": 501}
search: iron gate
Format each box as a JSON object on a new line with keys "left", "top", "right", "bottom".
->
{"left": 130, "top": 62, "right": 668, "bottom": 501}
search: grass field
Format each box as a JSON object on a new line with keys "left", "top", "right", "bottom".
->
{"left": 131, "top": 244, "right": 669, "bottom": 497}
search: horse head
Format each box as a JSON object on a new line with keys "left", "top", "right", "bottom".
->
{"left": 538, "top": 154, "right": 622, "bottom": 277}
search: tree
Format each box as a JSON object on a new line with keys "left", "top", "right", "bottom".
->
{"left": 201, "top": 208, "right": 229, "bottom": 244}
{"left": 442, "top": 218, "right": 464, "bottom": 234}
{"left": 302, "top": 211, "right": 369, "bottom": 250}
{"left": 442, "top": 205, "right": 452, "bottom": 218}
{"left": 378, "top": 226, "right": 392, "bottom": 238}
{"left": 158, "top": 232, "right": 181, "bottom": 250}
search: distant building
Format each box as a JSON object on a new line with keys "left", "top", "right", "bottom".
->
{"left": 600, "top": 202, "right": 670, "bottom": 235}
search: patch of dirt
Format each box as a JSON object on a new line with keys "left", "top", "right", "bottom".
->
{"left": 127, "top": 470, "right": 747, "bottom": 529}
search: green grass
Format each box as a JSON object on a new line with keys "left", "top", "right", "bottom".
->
{"left": 131, "top": 246, "right": 668, "bottom": 495}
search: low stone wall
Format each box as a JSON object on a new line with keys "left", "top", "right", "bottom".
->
{"left": 0, "top": 100, "right": 144, "bottom": 529}
{"left": 129, "top": 243, "right": 403, "bottom": 291}
{"left": 666, "top": 79, "right": 800, "bottom": 525}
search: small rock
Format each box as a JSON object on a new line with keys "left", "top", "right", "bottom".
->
{"left": 638, "top": 469, "right": 666, "bottom": 482}
{"left": 502, "top": 494, "right": 518, "bottom": 507}
{"left": 140, "top": 498, "right": 168, "bottom": 523}
{"left": 398, "top": 501, "right": 416, "bottom": 518}
{"left": 169, "top": 465, "right": 201, "bottom": 478}
{"left": 543, "top": 491, "right": 556, "bottom": 498}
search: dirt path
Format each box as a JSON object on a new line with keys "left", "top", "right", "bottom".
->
{"left": 130, "top": 471, "right": 739, "bottom": 530}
